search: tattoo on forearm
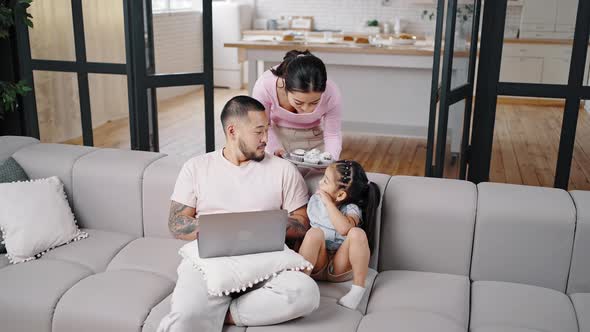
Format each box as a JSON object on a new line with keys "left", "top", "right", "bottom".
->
{"left": 171, "top": 215, "right": 198, "bottom": 235}
{"left": 169, "top": 202, "right": 198, "bottom": 236}
{"left": 286, "top": 217, "right": 308, "bottom": 239}
{"left": 169, "top": 201, "right": 187, "bottom": 220}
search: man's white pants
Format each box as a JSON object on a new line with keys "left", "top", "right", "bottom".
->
{"left": 157, "top": 259, "right": 321, "bottom": 332}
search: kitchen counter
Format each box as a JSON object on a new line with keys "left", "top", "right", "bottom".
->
{"left": 242, "top": 29, "right": 412, "bottom": 39}
{"left": 243, "top": 30, "right": 582, "bottom": 46}
{"left": 225, "top": 39, "right": 469, "bottom": 154}
{"left": 504, "top": 38, "right": 578, "bottom": 45}
{"left": 225, "top": 40, "right": 469, "bottom": 57}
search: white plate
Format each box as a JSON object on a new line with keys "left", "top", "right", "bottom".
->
{"left": 284, "top": 154, "right": 333, "bottom": 169}
{"left": 307, "top": 37, "right": 342, "bottom": 44}
{"left": 390, "top": 39, "right": 417, "bottom": 46}
{"left": 272, "top": 39, "right": 305, "bottom": 45}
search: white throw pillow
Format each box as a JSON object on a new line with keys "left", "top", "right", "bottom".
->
{"left": 0, "top": 176, "right": 88, "bottom": 264}
{"left": 179, "top": 240, "right": 313, "bottom": 297}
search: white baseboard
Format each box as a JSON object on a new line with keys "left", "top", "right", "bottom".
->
{"left": 342, "top": 121, "right": 428, "bottom": 138}
{"left": 341, "top": 121, "right": 459, "bottom": 153}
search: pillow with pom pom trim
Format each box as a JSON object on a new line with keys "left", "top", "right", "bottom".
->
{"left": 0, "top": 176, "right": 88, "bottom": 264}
{"left": 179, "top": 240, "right": 313, "bottom": 297}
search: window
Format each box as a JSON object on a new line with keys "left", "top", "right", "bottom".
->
{"left": 152, "top": 0, "right": 193, "bottom": 13}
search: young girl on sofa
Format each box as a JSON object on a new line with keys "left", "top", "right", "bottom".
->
{"left": 298, "top": 160, "right": 381, "bottom": 310}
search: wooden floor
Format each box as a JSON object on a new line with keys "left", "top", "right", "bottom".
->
{"left": 63, "top": 89, "right": 590, "bottom": 190}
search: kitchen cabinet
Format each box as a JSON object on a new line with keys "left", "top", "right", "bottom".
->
{"left": 521, "top": 0, "right": 557, "bottom": 25}
{"left": 226, "top": 41, "right": 469, "bottom": 154}
{"left": 500, "top": 56, "right": 544, "bottom": 83}
{"left": 555, "top": 0, "right": 578, "bottom": 32}
{"left": 501, "top": 43, "right": 590, "bottom": 86}
{"left": 542, "top": 57, "right": 571, "bottom": 84}
{"left": 520, "top": 0, "right": 579, "bottom": 39}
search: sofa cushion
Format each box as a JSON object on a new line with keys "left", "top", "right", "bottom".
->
{"left": 571, "top": 293, "right": 590, "bottom": 332}
{"left": 367, "top": 270, "right": 470, "bottom": 329}
{"left": 0, "top": 135, "right": 38, "bottom": 162}
{"left": 568, "top": 190, "right": 590, "bottom": 294}
{"left": 12, "top": 143, "right": 95, "bottom": 207}
{"left": 72, "top": 148, "right": 164, "bottom": 236}
{"left": 143, "top": 294, "right": 247, "bottom": 332}
{"left": 379, "top": 176, "right": 477, "bottom": 276}
{"left": 0, "top": 176, "right": 89, "bottom": 264}
{"left": 470, "top": 281, "right": 578, "bottom": 332}
{"left": 107, "top": 237, "right": 185, "bottom": 282}
{"left": 142, "top": 155, "right": 187, "bottom": 239}
{"left": 0, "top": 157, "right": 29, "bottom": 183}
{"left": 317, "top": 268, "right": 377, "bottom": 315}
{"left": 246, "top": 297, "right": 363, "bottom": 332}
{"left": 357, "top": 310, "right": 465, "bottom": 332}
{"left": 53, "top": 270, "right": 174, "bottom": 332}
{"left": 471, "top": 183, "right": 576, "bottom": 292}
{"left": 0, "top": 259, "right": 92, "bottom": 332}
{"left": 42, "top": 228, "right": 135, "bottom": 273}
{"left": 179, "top": 240, "right": 312, "bottom": 297}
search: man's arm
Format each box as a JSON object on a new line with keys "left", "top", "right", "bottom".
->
{"left": 286, "top": 205, "right": 310, "bottom": 241}
{"left": 168, "top": 200, "right": 198, "bottom": 241}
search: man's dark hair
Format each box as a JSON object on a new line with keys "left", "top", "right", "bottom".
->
{"left": 220, "top": 95, "right": 266, "bottom": 134}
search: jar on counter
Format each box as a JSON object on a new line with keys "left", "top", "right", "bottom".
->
{"left": 267, "top": 19, "right": 278, "bottom": 30}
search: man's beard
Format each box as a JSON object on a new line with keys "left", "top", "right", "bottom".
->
{"left": 238, "top": 139, "right": 266, "bottom": 162}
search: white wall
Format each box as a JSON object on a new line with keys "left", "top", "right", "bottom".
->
{"left": 153, "top": 11, "right": 204, "bottom": 100}
{"left": 254, "top": 0, "right": 523, "bottom": 37}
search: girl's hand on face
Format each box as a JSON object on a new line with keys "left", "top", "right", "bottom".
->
{"left": 316, "top": 189, "right": 334, "bottom": 205}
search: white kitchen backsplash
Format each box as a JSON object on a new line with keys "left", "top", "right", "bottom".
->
{"left": 254, "top": 0, "right": 523, "bottom": 37}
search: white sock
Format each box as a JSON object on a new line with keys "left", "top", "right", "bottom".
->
{"left": 337, "top": 285, "right": 366, "bottom": 310}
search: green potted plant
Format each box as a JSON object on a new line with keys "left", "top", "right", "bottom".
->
{"left": 364, "top": 19, "right": 380, "bottom": 34}
{"left": 421, "top": 5, "right": 474, "bottom": 48}
{"left": 0, "top": 0, "right": 33, "bottom": 120}
{"left": 456, "top": 4, "right": 474, "bottom": 49}
{"left": 421, "top": 9, "right": 436, "bottom": 45}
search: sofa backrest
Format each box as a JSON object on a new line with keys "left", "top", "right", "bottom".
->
{"left": 0, "top": 136, "right": 38, "bottom": 162}
{"left": 5, "top": 138, "right": 165, "bottom": 238}
{"left": 471, "top": 182, "right": 576, "bottom": 292}
{"left": 142, "top": 155, "right": 188, "bottom": 239}
{"left": 378, "top": 176, "right": 477, "bottom": 276}
{"left": 568, "top": 190, "right": 590, "bottom": 294}
{"left": 71, "top": 148, "right": 164, "bottom": 237}
{"left": 12, "top": 142, "right": 95, "bottom": 208}
{"left": 4, "top": 136, "right": 590, "bottom": 291}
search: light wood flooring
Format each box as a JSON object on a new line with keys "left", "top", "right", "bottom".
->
{"left": 63, "top": 89, "right": 590, "bottom": 190}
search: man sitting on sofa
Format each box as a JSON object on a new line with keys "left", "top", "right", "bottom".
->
{"left": 157, "top": 96, "right": 320, "bottom": 332}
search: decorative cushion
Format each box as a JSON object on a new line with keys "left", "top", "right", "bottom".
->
{"left": 179, "top": 240, "right": 313, "bottom": 297}
{"left": 0, "top": 157, "right": 29, "bottom": 183}
{"left": 0, "top": 176, "right": 88, "bottom": 264}
{"left": 0, "top": 157, "right": 30, "bottom": 253}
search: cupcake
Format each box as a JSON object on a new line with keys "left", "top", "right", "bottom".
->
{"left": 290, "top": 149, "right": 306, "bottom": 162}
{"left": 304, "top": 154, "right": 321, "bottom": 164}
{"left": 304, "top": 148, "right": 320, "bottom": 158}
{"left": 320, "top": 152, "right": 333, "bottom": 163}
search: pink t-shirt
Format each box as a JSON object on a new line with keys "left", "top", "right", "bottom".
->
{"left": 252, "top": 69, "right": 343, "bottom": 159}
{"left": 170, "top": 150, "right": 309, "bottom": 216}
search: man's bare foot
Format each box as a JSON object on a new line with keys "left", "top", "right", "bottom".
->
{"left": 224, "top": 309, "right": 235, "bottom": 325}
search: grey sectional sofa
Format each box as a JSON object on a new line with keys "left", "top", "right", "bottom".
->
{"left": 0, "top": 135, "right": 588, "bottom": 332}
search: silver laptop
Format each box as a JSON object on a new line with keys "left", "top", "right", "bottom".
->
{"left": 197, "top": 210, "right": 288, "bottom": 258}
